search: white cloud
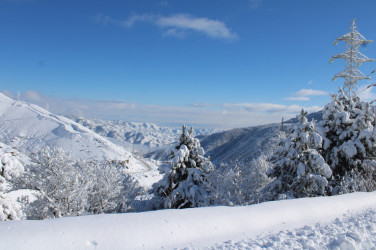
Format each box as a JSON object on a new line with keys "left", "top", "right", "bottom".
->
{"left": 285, "top": 96, "right": 310, "bottom": 101}
{"left": 95, "top": 13, "right": 237, "bottom": 40}
{"left": 155, "top": 14, "right": 236, "bottom": 39}
{"left": 295, "top": 89, "right": 327, "bottom": 96}
{"left": 285, "top": 88, "right": 328, "bottom": 101}
{"left": 120, "top": 14, "right": 154, "bottom": 28}
{"left": 23, "top": 90, "right": 43, "bottom": 102}
{"left": 4, "top": 91, "right": 322, "bottom": 129}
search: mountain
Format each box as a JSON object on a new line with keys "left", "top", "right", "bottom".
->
{"left": 199, "top": 124, "right": 280, "bottom": 164}
{"left": 0, "top": 93, "right": 146, "bottom": 172}
{"left": 72, "top": 117, "right": 219, "bottom": 149}
{"left": 197, "top": 111, "right": 323, "bottom": 164}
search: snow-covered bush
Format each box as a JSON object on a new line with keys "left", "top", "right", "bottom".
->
{"left": 23, "top": 147, "right": 89, "bottom": 219}
{"left": 320, "top": 89, "right": 376, "bottom": 194}
{"left": 116, "top": 173, "right": 144, "bottom": 213}
{"left": 265, "top": 110, "right": 332, "bottom": 200}
{"left": 0, "top": 146, "right": 25, "bottom": 221}
{"left": 208, "top": 155, "right": 271, "bottom": 206}
{"left": 154, "top": 125, "right": 213, "bottom": 209}
{"left": 86, "top": 160, "right": 142, "bottom": 214}
{"left": 207, "top": 161, "right": 247, "bottom": 206}
{"left": 337, "top": 159, "right": 376, "bottom": 193}
{"left": 22, "top": 147, "right": 143, "bottom": 219}
{"left": 86, "top": 161, "right": 123, "bottom": 214}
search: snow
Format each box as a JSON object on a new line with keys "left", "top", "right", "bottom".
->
{"left": 1, "top": 192, "right": 376, "bottom": 249}
{"left": 0, "top": 93, "right": 132, "bottom": 162}
{"left": 0, "top": 93, "right": 167, "bottom": 191}
{"left": 214, "top": 209, "right": 376, "bottom": 249}
{"left": 0, "top": 147, "right": 24, "bottom": 184}
{"left": 0, "top": 93, "right": 157, "bottom": 179}
{"left": 73, "top": 117, "right": 219, "bottom": 149}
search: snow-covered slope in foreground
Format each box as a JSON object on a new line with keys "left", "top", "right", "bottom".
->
{"left": 0, "top": 93, "right": 145, "bottom": 171}
{"left": 1, "top": 192, "right": 376, "bottom": 250}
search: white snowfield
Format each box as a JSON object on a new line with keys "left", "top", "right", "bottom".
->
{"left": 0, "top": 93, "right": 146, "bottom": 173}
{"left": 1, "top": 192, "right": 376, "bottom": 250}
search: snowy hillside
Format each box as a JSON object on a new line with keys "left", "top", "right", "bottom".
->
{"left": 196, "top": 111, "right": 323, "bottom": 164}
{"left": 1, "top": 192, "right": 375, "bottom": 249}
{"left": 0, "top": 93, "right": 146, "bottom": 172}
{"left": 198, "top": 124, "right": 279, "bottom": 164}
{"left": 73, "top": 117, "right": 219, "bottom": 148}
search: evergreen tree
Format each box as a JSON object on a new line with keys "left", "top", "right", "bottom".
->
{"left": 266, "top": 110, "right": 332, "bottom": 199}
{"left": 320, "top": 89, "right": 376, "bottom": 194}
{"left": 155, "top": 125, "right": 213, "bottom": 209}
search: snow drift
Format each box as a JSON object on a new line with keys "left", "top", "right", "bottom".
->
{"left": 1, "top": 192, "right": 376, "bottom": 249}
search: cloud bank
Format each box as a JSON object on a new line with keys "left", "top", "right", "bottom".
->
{"left": 3, "top": 91, "right": 323, "bottom": 129}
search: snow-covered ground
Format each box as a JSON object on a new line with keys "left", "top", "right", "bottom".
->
{"left": 1, "top": 192, "right": 376, "bottom": 249}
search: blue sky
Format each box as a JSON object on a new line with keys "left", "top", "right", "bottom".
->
{"left": 1, "top": 0, "right": 376, "bottom": 128}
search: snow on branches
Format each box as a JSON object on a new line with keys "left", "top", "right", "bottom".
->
{"left": 22, "top": 147, "right": 141, "bottom": 219}
{"left": 266, "top": 110, "right": 332, "bottom": 199}
{"left": 0, "top": 144, "right": 25, "bottom": 221}
{"left": 321, "top": 89, "right": 376, "bottom": 194}
{"left": 154, "top": 125, "right": 213, "bottom": 209}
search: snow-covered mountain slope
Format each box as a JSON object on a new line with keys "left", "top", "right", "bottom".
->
{"left": 0, "top": 93, "right": 145, "bottom": 172}
{"left": 198, "top": 124, "right": 280, "bottom": 164}
{"left": 72, "top": 117, "right": 219, "bottom": 148}
{"left": 197, "top": 111, "right": 323, "bottom": 164}
{"left": 1, "top": 192, "right": 376, "bottom": 249}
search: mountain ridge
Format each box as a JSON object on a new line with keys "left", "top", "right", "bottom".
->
{"left": 0, "top": 93, "right": 146, "bottom": 173}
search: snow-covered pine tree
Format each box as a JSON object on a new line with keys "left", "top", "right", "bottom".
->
{"left": 320, "top": 89, "right": 376, "bottom": 194}
{"left": 155, "top": 125, "right": 213, "bottom": 209}
{"left": 0, "top": 146, "right": 25, "bottom": 221}
{"left": 265, "top": 110, "right": 332, "bottom": 200}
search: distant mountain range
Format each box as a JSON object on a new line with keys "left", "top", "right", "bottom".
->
{"left": 72, "top": 117, "right": 219, "bottom": 148}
